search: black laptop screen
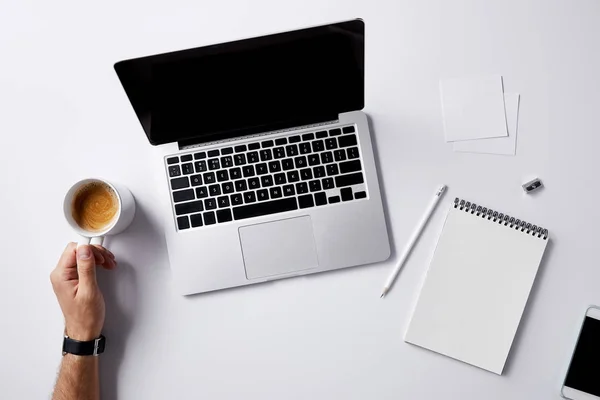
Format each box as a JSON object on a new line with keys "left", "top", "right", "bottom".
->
{"left": 114, "top": 20, "right": 364, "bottom": 145}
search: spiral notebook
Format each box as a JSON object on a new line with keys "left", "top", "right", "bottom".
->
{"left": 404, "top": 198, "right": 549, "bottom": 375}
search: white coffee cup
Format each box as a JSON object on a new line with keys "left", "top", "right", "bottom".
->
{"left": 63, "top": 178, "right": 136, "bottom": 246}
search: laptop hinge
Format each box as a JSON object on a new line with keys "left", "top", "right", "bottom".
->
{"left": 177, "top": 114, "right": 338, "bottom": 150}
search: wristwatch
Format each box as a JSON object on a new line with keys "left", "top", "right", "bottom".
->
{"left": 62, "top": 335, "right": 106, "bottom": 356}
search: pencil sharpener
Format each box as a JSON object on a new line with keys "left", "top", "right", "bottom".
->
{"left": 522, "top": 178, "right": 543, "bottom": 194}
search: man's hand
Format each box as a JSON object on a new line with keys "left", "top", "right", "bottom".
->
{"left": 50, "top": 243, "right": 116, "bottom": 341}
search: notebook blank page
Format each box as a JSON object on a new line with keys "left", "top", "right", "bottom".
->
{"left": 404, "top": 205, "right": 548, "bottom": 374}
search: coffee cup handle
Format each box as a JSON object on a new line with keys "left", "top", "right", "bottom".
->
{"left": 77, "top": 236, "right": 105, "bottom": 247}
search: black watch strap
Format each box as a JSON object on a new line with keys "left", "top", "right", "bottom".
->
{"left": 62, "top": 335, "right": 106, "bottom": 356}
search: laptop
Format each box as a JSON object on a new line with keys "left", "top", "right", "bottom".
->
{"left": 114, "top": 19, "right": 391, "bottom": 295}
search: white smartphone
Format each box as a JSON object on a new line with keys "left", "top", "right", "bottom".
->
{"left": 562, "top": 306, "right": 600, "bottom": 399}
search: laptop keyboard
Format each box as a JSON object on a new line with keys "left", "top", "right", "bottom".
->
{"left": 166, "top": 125, "right": 368, "bottom": 230}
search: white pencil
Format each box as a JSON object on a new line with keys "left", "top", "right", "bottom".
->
{"left": 380, "top": 185, "right": 447, "bottom": 298}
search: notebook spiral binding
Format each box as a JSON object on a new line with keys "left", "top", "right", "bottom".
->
{"left": 454, "top": 198, "right": 548, "bottom": 240}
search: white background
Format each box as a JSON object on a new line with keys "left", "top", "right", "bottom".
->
{"left": 1, "top": 0, "right": 599, "bottom": 398}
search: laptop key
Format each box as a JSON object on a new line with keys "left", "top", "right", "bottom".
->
{"left": 300, "top": 143, "right": 312, "bottom": 154}
{"left": 221, "top": 156, "right": 233, "bottom": 168}
{"left": 283, "top": 184, "right": 295, "bottom": 196}
{"left": 203, "top": 172, "right": 216, "bottom": 184}
{"left": 338, "top": 134, "right": 358, "bottom": 148}
{"left": 329, "top": 128, "right": 342, "bottom": 136}
{"left": 282, "top": 158, "right": 294, "bottom": 171}
{"left": 182, "top": 163, "right": 194, "bottom": 175}
{"left": 171, "top": 177, "right": 189, "bottom": 190}
{"left": 308, "top": 154, "right": 320, "bottom": 166}
{"left": 216, "top": 170, "right": 229, "bottom": 182}
{"left": 273, "top": 147, "right": 286, "bottom": 159}
{"left": 222, "top": 182, "right": 234, "bottom": 194}
{"left": 270, "top": 187, "right": 282, "bottom": 199}
{"left": 298, "top": 194, "right": 315, "bottom": 209}
{"left": 312, "top": 140, "right": 325, "bottom": 152}
{"left": 230, "top": 167, "right": 242, "bottom": 180}
{"left": 231, "top": 193, "right": 243, "bottom": 206}
{"left": 261, "top": 140, "right": 274, "bottom": 148}
{"left": 260, "top": 149, "right": 272, "bottom": 161}
{"left": 302, "top": 133, "right": 315, "bottom": 141}
{"left": 335, "top": 172, "right": 364, "bottom": 187}
{"left": 296, "top": 182, "right": 309, "bottom": 194}
{"left": 247, "top": 151, "right": 259, "bottom": 163}
{"left": 167, "top": 157, "right": 179, "bottom": 165}
{"left": 347, "top": 147, "right": 359, "bottom": 159}
{"left": 294, "top": 156, "right": 307, "bottom": 169}
{"left": 309, "top": 180, "right": 322, "bottom": 192}
{"left": 190, "top": 175, "right": 202, "bottom": 187}
{"left": 203, "top": 211, "right": 216, "bottom": 225}
{"left": 169, "top": 165, "right": 181, "bottom": 177}
{"left": 208, "top": 150, "right": 220, "bottom": 157}
{"left": 268, "top": 161, "right": 281, "bottom": 173}
{"left": 321, "top": 152, "right": 334, "bottom": 164}
{"left": 316, "top": 131, "right": 328, "bottom": 139}
{"left": 221, "top": 147, "right": 233, "bottom": 155}
{"left": 181, "top": 154, "right": 193, "bottom": 162}
{"left": 194, "top": 152, "right": 207, "bottom": 160}
{"left": 329, "top": 196, "right": 340, "bottom": 204}
{"left": 177, "top": 216, "right": 190, "bottom": 230}
{"left": 248, "top": 178, "right": 260, "bottom": 190}
{"left": 355, "top": 191, "right": 367, "bottom": 200}
{"left": 234, "top": 145, "right": 247, "bottom": 153}
{"left": 196, "top": 186, "right": 208, "bottom": 198}
{"left": 217, "top": 209, "right": 233, "bottom": 223}
{"left": 190, "top": 213, "right": 203, "bottom": 228}
{"left": 274, "top": 173, "right": 286, "bottom": 185}
{"left": 244, "top": 191, "right": 257, "bottom": 203}
{"left": 343, "top": 126, "right": 356, "bottom": 134}
{"left": 257, "top": 189, "right": 269, "bottom": 201}
{"left": 326, "top": 164, "right": 339, "bottom": 176}
{"left": 314, "top": 192, "right": 327, "bottom": 206}
{"left": 235, "top": 180, "right": 248, "bottom": 192}
{"left": 300, "top": 168, "right": 313, "bottom": 180}
{"left": 243, "top": 165, "right": 255, "bottom": 177}
{"left": 233, "top": 197, "right": 298, "bottom": 220}
{"left": 334, "top": 150, "right": 347, "bottom": 162}
{"left": 175, "top": 200, "right": 204, "bottom": 215}
{"left": 325, "top": 138, "right": 338, "bottom": 150}
{"left": 173, "top": 189, "right": 195, "bottom": 203}
{"left": 234, "top": 154, "right": 247, "bottom": 166}
{"left": 339, "top": 160, "right": 362, "bottom": 174}
{"left": 256, "top": 163, "right": 268, "bottom": 175}
{"left": 313, "top": 166, "right": 326, "bottom": 178}
{"left": 286, "top": 144, "right": 299, "bottom": 157}
{"left": 341, "top": 188, "right": 353, "bottom": 202}
{"left": 261, "top": 175, "right": 274, "bottom": 187}
{"left": 248, "top": 143, "right": 260, "bottom": 150}
{"left": 217, "top": 196, "right": 230, "bottom": 208}
{"left": 204, "top": 198, "right": 217, "bottom": 210}
{"left": 208, "top": 159, "right": 220, "bottom": 170}
{"left": 322, "top": 178, "right": 334, "bottom": 190}
{"left": 195, "top": 161, "right": 207, "bottom": 172}
{"left": 209, "top": 184, "right": 221, "bottom": 197}
{"left": 289, "top": 135, "right": 301, "bottom": 143}
{"left": 275, "top": 138, "right": 287, "bottom": 146}
{"left": 287, "top": 170, "right": 300, "bottom": 182}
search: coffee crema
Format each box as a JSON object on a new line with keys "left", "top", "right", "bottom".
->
{"left": 71, "top": 182, "right": 119, "bottom": 232}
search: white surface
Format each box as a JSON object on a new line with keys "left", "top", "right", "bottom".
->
{"left": 1, "top": 0, "right": 600, "bottom": 399}
{"left": 440, "top": 75, "right": 508, "bottom": 141}
{"left": 454, "top": 93, "right": 520, "bottom": 155}
{"left": 405, "top": 203, "right": 548, "bottom": 374}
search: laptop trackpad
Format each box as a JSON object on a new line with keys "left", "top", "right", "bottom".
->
{"left": 239, "top": 216, "right": 318, "bottom": 280}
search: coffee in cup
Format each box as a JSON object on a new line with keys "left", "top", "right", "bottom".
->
{"left": 71, "top": 181, "right": 120, "bottom": 232}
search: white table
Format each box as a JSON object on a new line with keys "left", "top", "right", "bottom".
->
{"left": 1, "top": 0, "right": 599, "bottom": 398}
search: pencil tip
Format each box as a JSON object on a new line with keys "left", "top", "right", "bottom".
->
{"left": 380, "top": 292, "right": 386, "bottom": 298}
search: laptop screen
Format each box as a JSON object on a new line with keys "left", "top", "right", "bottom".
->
{"left": 115, "top": 20, "right": 364, "bottom": 146}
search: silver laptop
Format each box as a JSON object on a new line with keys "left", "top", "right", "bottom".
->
{"left": 114, "top": 19, "right": 390, "bottom": 295}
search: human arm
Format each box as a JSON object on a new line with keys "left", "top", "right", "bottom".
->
{"left": 50, "top": 243, "right": 116, "bottom": 400}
